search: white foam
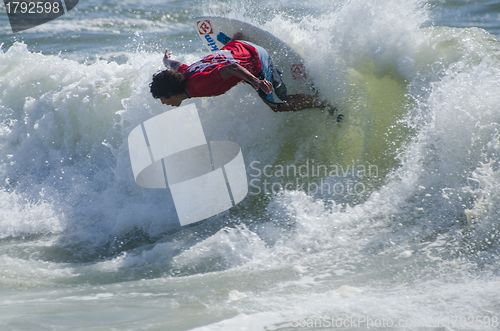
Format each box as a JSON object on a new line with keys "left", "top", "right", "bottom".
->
{"left": 1, "top": 0, "right": 500, "bottom": 328}
{"left": 0, "top": 191, "right": 62, "bottom": 239}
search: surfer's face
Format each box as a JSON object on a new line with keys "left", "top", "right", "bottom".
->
{"left": 159, "top": 95, "right": 183, "bottom": 107}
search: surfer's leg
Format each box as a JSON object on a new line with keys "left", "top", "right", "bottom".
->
{"left": 274, "top": 94, "right": 328, "bottom": 112}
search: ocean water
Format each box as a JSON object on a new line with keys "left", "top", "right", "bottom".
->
{"left": 1, "top": 0, "right": 500, "bottom": 330}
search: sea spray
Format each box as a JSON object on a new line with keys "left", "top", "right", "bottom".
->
{"left": 1, "top": 0, "right": 500, "bottom": 329}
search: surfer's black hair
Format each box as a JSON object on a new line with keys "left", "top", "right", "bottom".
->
{"left": 150, "top": 70, "right": 187, "bottom": 99}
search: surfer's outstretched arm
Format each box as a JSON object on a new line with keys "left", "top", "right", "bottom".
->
{"left": 163, "top": 49, "right": 182, "bottom": 71}
{"left": 276, "top": 94, "right": 330, "bottom": 112}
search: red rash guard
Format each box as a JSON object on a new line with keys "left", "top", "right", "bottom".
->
{"left": 177, "top": 41, "right": 263, "bottom": 98}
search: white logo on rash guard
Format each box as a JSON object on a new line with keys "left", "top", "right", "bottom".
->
{"left": 186, "top": 50, "right": 237, "bottom": 73}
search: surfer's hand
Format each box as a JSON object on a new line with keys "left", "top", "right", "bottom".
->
{"left": 163, "top": 49, "right": 182, "bottom": 71}
{"left": 253, "top": 79, "right": 273, "bottom": 94}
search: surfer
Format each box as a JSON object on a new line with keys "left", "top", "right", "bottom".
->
{"left": 149, "top": 39, "right": 331, "bottom": 112}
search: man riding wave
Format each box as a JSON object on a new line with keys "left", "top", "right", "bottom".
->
{"left": 150, "top": 36, "right": 331, "bottom": 112}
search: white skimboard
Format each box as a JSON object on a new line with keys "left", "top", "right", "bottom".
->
{"left": 193, "top": 16, "right": 315, "bottom": 96}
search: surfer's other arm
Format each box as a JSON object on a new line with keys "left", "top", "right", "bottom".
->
{"left": 219, "top": 63, "right": 273, "bottom": 95}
